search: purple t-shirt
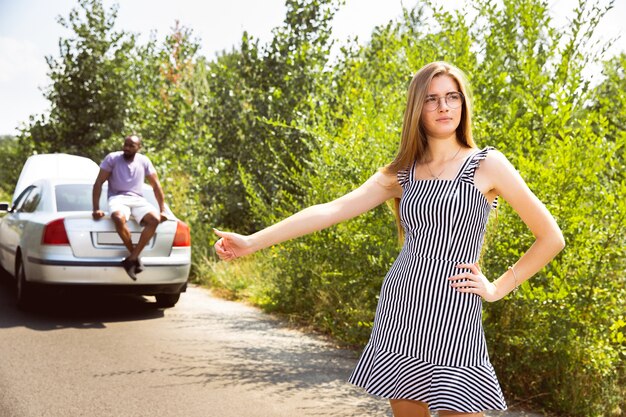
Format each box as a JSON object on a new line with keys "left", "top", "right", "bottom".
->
{"left": 100, "top": 151, "right": 156, "bottom": 198}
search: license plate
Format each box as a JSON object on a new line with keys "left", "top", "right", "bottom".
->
{"left": 97, "top": 232, "right": 141, "bottom": 245}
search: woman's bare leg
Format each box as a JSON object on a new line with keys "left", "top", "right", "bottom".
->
{"left": 438, "top": 410, "right": 483, "bottom": 417}
{"left": 389, "top": 399, "right": 431, "bottom": 417}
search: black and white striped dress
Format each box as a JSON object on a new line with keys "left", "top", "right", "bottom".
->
{"left": 349, "top": 146, "right": 507, "bottom": 412}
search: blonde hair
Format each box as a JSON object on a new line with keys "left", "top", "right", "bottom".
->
{"left": 383, "top": 62, "right": 477, "bottom": 241}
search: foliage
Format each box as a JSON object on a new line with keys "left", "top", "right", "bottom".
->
{"left": 591, "top": 53, "right": 626, "bottom": 142}
{"left": 2, "top": 0, "right": 624, "bottom": 415}
{"left": 19, "top": 0, "right": 136, "bottom": 160}
{"left": 483, "top": 125, "right": 625, "bottom": 415}
{"left": 198, "top": 0, "right": 341, "bottom": 233}
{"left": 121, "top": 22, "right": 213, "bottom": 270}
{"left": 0, "top": 135, "right": 20, "bottom": 201}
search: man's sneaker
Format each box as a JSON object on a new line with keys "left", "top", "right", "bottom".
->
{"left": 135, "top": 258, "right": 145, "bottom": 274}
{"left": 122, "top": 257, "right": 138, "bottom": 281}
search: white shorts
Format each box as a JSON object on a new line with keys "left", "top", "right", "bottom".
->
{"left": 108, "top": 195, "right": 158, "bottom": 224}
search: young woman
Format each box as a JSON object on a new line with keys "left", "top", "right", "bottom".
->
{"left": 214, "top": 61, "right": 565, "bottom": 417}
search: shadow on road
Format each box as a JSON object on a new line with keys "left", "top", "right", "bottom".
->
{"left": 89, "top": 293, "right": 391, "bottom": 417}
{"left": 0, "top": 267, "right": 164, "bottom": 331}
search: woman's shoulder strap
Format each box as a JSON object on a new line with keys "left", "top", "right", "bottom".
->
{"left": 397, "top": 161, "right": 415, "bottom": 188}
{"left": 459, "top": 146, "right": 495, "bottom": 179}
{"left": 469, "top": 146, "right": 495, "bottom": 162}
{"left": 459, "top": 146, "right": 499, "bottom": 208}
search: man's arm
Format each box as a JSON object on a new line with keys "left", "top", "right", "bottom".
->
{"left": 92, "top": 169, "right": 110, "bottom": 219}
{"left": 146, "top": 173, "right": 166, "bottom": 221}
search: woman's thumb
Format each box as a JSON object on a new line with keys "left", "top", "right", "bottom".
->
{"left": 213, "top": 228, "right": 230, "bottom": 239}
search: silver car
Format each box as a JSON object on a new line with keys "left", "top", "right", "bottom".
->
{"left": 0, "top": 154, "right": 191, "bottom": 309}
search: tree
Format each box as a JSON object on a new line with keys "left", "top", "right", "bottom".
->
{"left": 20, "top": 0, "right": 135, "bottom": 160}
{"left": 126, "top": 22, "right": 213, "bottom": 241}
{"left": 201, "top": 0, "right": 341, "bottom": 232}
{"left": 0, "top": 135, "right": 19, "bottom": 200}
{"left": 591, "top": 53, "right": 626, "bottom": 141}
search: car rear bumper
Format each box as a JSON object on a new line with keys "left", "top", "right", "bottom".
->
{"left": 25, "top": 256, "right": 190, "bottom": 286}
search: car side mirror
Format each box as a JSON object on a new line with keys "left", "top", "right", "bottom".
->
{"left": 0, "top": 202, "right": 9, "bottom": 213}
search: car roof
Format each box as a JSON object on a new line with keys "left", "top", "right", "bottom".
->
{"left": 28, "top": 178, "right": 154, "bottom": 189}
{"left": 13, "top": 154, "right": 100, "bottom": 202}
{"left": 50, "top": 180, "right": 153, "bottom": 189}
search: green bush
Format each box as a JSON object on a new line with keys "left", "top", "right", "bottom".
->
{"left": 0, "top": 135, "right": 24, "bottom": 202}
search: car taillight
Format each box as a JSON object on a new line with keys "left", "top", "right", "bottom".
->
{"left": 42, "top": 218, "right": 70, "bottom": 245}
{"left": 173, "top": 221, "right": 191, "bottom": 247}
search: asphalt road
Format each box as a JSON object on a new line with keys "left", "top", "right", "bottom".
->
{"left": 0, "top": 272, "right": 544, "bottom": 417}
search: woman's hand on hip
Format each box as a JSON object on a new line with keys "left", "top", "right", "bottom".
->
{"left": 448, "top": 263, "right": 501, "bottom": 302}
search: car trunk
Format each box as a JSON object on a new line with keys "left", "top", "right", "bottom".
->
{"left": 63, "top": 215, "right": 176, "bottom": 258}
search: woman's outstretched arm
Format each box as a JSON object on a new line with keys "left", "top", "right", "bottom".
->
{"left": 214, "top": 171, "right": 402, "bottom": 261}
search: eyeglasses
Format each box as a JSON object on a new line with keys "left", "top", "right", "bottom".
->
{"left": 423, "top": 92, "right": 464, "bottom": 111}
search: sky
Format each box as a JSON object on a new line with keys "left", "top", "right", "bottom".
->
{"left": 0, "top": 0, "right": 624, "bottom": 136}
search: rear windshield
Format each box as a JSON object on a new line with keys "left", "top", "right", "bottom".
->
{"left": 55, "top": 185, "right": 159, "bottom": 212}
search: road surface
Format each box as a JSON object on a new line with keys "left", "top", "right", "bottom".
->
{"left": 0, "top": 273, "right": 544, "bottom": 417}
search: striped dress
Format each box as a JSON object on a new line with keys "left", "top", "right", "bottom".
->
{"left": 349, "top": 146, "right": 507, "bottom": 412}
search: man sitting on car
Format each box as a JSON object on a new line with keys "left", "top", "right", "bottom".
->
{"left": 92, "top": 134, "right": 167, "bottom": 280}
